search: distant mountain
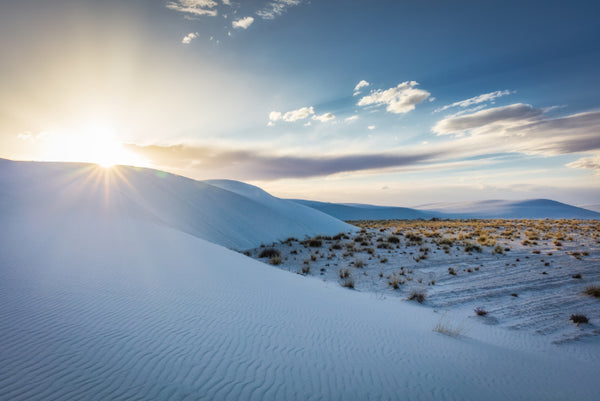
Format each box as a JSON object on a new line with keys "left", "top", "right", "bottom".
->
{"left": 415, "top": 199, "right": 600, "bottom": 219}
{"left": 289, "top": 199, "right": 435, "bottom": 220}
{"left": 579, "top": 204, "right": 600, "bottom": 213}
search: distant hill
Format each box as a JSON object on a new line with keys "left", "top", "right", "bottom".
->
{"left": 291, "top": 198, "right": 600, "bottom": 220}
{"left": 289, "top": 199, "right": 435, "bottom": 220}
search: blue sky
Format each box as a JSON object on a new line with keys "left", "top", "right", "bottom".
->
{"left": 1, "top": 0, "right": 599, "bottom": 205}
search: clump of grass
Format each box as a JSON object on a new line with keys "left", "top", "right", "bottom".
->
{"left": 474, "top": 306, "right": 488, "bottom": 316}
{"left": 492, "top": 245, "right": 504, "bottom": 255}
{"left": 259, "top": 248, "right": 280, "bottom": 258}
{"left": 433, "top": 315, "right": 464, "bottom": 337}
{"left": 463, "top": 242, "right": 482, "bottom": 253}
{"left": 354, "top": 258, "right": 365, "bottom": 268}
{"left": 570, "top": 314, "right": 589, "bottom": 325}
{"left": 301, "top": 264, "right": 311, "bottom": 275}
{"left": 572, "top": 273, "right": 582, "bottom": 279}
{"left": 448, "top": 267, "right": 457, "bottom": 276}
{"left": 388, "top": 274, "right": 404, "bottom": 290}
{"left": 339, "top": 268, "right": 350, "bottom": 279}
{"left": 407, "top": 287, "right": 426, "bottom": 303}
{"left": 340, "top": 276, "right": 355, "bottom": 289}
{"left": 584, "top": 284, "right": 600, "bottom": 298}
{"left": 269, "top": 255, "right": 282, "bottom": 265}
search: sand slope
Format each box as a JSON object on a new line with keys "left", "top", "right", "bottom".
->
{"left": 1, "top": 205, "right": 599, "bottom": 400}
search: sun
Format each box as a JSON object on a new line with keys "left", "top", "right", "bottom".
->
{"left": 41, "top": 123, "right": 148, "bottom": 168}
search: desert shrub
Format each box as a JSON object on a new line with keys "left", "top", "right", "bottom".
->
{"left": 493, "top": 245, "right": 504, "bottom": 254}
{"left": 307, "top": 239, "right": 322, "bottom": 247}
{"left": 584, "top": 285, "right": 600, "bottom": 298}
{"left": 463, "top": 242, "right": 482, "bottom": 253}
{"left": 474, "top": 307, "right": 488, "bottom": 316}
{"left": 354, "top": 236, "right": 365, "bottom": 243}
{"left": 330, "top": 243, "right": 342, "bottom": 250}
{"left": 570, "top": 314, "right": 589, "bottom": 325}
{"left": 354, "top": 259, "right": 365, "bottom": 268}
{"left": 572, "top": 273, "right": 582, "bottom": 279}
{"left": 387, "top": 236, "right": 400, "bottom": 244}
{"left": 339, "top": 268, "right": 350, "bottom": 279}
{"left": 332, "top": 233, "right": 346, "bottom": 240}
{"left": 380, "top": 257, "right": 388, "bottom": 263}
{"left": 407, "top": 288, "right": 426, "bottom": 303}
{"left": 269, "top": 255, "right": 282, "bottom": 265}
{"left": 259, "top": 248, "right": 280, "bottom": 258}
{"left": 301, "top": 264, "right": 311, "bottom": 275}
{"left": 377, "top": 243, "right": 391, "bottom": 249}
{"left": 448, "top": 267, "right": 457, "bottom": 276}
{"left": 405, "top": 233, "right": 423, "bottom": 244}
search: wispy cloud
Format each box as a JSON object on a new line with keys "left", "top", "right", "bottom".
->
{"left": 433, "top": 103, "right": 542, "bottom": 135}
{"left": 124, "top": 144, "right": 436, "bottom": 180}
{"left": 567, "top": 154, "right": 600, "bottom": 175}
{"left": 345, "top": 115, "right": 359, "bottom": 122}
{"left": 166, "top": 0, "right": 219, "bottom": 17}
{"left": 358, "top": 81, "right": 430, "bottom": 114}
{"left": 435, "top": 90, "right": 513, "bottom": 112}
{"left": 256, "top": 0, "right": 302, "bottom": 20}
{"left": 232, "top": 16, "right": 254, "bottom": 29}
{"left": 182, "top": 32, "right": 199, "bottom": 44}
{"left": 433, "top": 104, "right": 600, "bottom": 157}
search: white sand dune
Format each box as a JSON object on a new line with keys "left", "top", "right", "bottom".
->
{"left": 0, "top": 159, "right": 353, "bottom": 250}
{"left": 1, "top": 160, "right": 599, "bottom": 400}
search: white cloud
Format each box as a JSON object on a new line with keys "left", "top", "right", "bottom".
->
{"left": 358, "top": 81, "right": 430, "bottom": 114}
{"left": 166, "top": 0, "right": 219, "bottom": 17}
{"left": 269, "top": 106, "right": 314, "bottom": 123}
{"left": 353, "top": 80, "right": 370, "bottom": 95}
{"left": 345, "top": 115, "right": 359, "bottom": 122}
{"left": 221, "top": 0, "right": 231, "bottom": 5}
{"left": 368, "top": 125, "right": 376, "bottom": 130}
{"left": 313, "top": 112, "right": 335, "bottom": 122}
{"left": 232, "top": 16, "right": 254, "bottom": 29}
{"left": 256, "top": 0, "right": 301, "bottom": 20}
{"left": 436, "top": 90, "right": 513, "bottom": 112}
{"left": 182, "top": 32, "right": 198, "bottom": 44}
{"left": 304, "top": 121, "right": 312, "bottom": 126}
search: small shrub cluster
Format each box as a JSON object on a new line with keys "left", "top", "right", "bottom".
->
{"left": 259, "top": 248, "right": 280, "bottom": 258}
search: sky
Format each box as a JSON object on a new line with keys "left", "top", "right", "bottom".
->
{"left": 1, "top": 0, "right": 600, "bottom": 206}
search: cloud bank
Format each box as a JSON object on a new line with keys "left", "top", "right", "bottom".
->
{"left": 125, "top": 144, "right": 436, "bottom": 180}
